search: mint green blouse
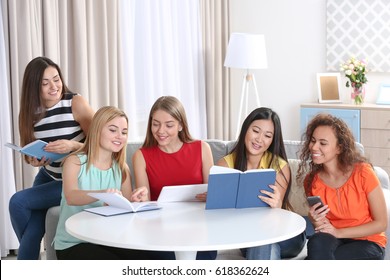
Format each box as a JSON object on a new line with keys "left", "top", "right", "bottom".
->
{"left": 54, "top": 154, "right": 122, "bottom": 250}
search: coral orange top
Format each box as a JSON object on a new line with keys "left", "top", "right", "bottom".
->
{"left": 305, "top": 162, "right": 386, "bottom": 248}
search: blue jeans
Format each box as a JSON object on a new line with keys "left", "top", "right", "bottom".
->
{"left": 306, "top": 232, "right": 385, "bottom": 260}
{"left": 242, "top": 231, "right": 306, "bottom": 260}
{"left": 241, "top": 215, "right": 313, "bottom": 260}
{"left": 9, "top": 168, "right": 62, "bottom": 259}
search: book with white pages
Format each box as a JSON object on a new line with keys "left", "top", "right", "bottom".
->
{"left": 157, "top": 184, "right": 208, "bottom": 203}
{"left": 85, "top": 192, "right": 161, "bottom": 216}
{"left": 205, "top": 165, "right": 276, "bottom": 209}
{"left": 5, "top": 140, "right": 68, "bottom": 162}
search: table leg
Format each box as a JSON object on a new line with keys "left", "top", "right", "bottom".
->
{"left": 174, "top": 251, "right": 197, "bottom": 260}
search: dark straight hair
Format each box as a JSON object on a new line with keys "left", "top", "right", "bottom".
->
{"left": 19, "top": 56, "right": 71, "bottom": 146}
{"left": 230, "top": 107, "right": 291, "bottom": 209}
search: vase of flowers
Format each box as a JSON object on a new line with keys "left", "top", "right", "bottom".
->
{"left": 351, "top": 85, "right": 365, "bottom": 105}
{"left": 340, "top": 57, "right": 368, "bottom": 105}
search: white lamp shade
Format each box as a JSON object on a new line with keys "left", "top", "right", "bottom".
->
{"left": 224, "top": 33, "right": 268, "bottom": 69}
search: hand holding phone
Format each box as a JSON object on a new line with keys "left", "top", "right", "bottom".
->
{"left": 307, "top": 196, "right": 324, "bottom": 211}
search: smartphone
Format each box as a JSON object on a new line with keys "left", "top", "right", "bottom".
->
{"left": 307, "top": 196, "right": 324, "bottom": 210}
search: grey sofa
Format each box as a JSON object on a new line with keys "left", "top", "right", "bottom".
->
{"left": 44, "top": 140, "right": 390, "bottom": 260}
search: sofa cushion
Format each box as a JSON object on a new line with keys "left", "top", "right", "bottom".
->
{"left": 383, "top": 188, "right": 390, "bottom": 258}
{"left": 45, "top": 206, "right": 60, "bottom": 260}
{"left": 287, "top": 159, "right": 309, "bottom": 216}
{"left": 126, "top": 141, "right": 142, "bottom": 186}
{"left": 284, "top": 140, "right": 303, "bottom": 159}
{"left": 374, "top": 166, "right": 389, "bottom": 190}
{"left": 204, "top": 139, "right": 230, "bottom": 164}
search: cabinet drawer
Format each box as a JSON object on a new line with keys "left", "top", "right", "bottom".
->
{"left": 364, "top": 147, "right": 390, "bottom": 166}
{"left": 361, "top": 110, "right": 390, "bottom": 129}
{"left": 361, "top": 129, "right": 390, "bottom": 148}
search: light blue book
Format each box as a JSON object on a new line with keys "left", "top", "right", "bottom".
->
{"left": 5, "top": 140, "right": 68, "bottom": 162}
{"left": 206, "top": 166, "right": 276, "bottom": 210}
{"left": 235, "top": 169, "right": 276, "bottom": 208}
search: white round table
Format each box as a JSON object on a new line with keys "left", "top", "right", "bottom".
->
{"left": 66, "top": 202, "right": 306, "bottom": 260}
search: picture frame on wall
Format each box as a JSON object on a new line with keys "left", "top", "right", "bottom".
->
{"left": 376, "top": 84, "right": 390, "bottom": 105}
{"left": 317, "top": 73, "right": 342, "bottom": 103}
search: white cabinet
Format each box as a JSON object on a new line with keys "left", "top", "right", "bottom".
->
{"left": 360, "top": 109, "right": 390, "bottom": 175}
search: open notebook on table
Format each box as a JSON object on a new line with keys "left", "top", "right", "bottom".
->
{"left": 85, "top": 192, "right": 161, "bottom": 216}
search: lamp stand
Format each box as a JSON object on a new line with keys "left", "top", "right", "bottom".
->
{"left": 235, "top": 70, "right": 261, "bottom": 138}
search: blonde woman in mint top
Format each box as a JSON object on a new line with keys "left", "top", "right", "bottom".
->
{"left": 217, "top": 107, "right": 306, "bottom": 260}
{"left": 54, "top": 106, "right": 150, "bottom": 260}
{"left": 9, "top": 57, "right": 94, "bottom": 260}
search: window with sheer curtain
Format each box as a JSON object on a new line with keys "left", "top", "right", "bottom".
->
{"left": 1, "top": 0, "right": 213, "bottom": 257}
{"left": 0, "top": 4, "right": 19, "bottom": 257}
{"left": 120, "top": 0, "right": 207, "bottom": 141}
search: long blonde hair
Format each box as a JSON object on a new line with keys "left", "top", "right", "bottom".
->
{"left": 78, "top": 106, "right": 128, "bottom": 181}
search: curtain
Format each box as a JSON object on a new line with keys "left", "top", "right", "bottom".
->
{"left": 200, "top": 0, "right": 231, "bottom": 140}
{"left": 120, "top": 0, "right": 207, "bottom": 141}
{"left": 2, "top": 0, "right": 124, "bottom": 256}
{"left": 2, "top": 0, "right": 212, "bottom": 256}
{"left": 5, "top": 0, "right": 124, "bottom": 190}
{"left": 0, "top": 1, "right": 19, "bottom": 257}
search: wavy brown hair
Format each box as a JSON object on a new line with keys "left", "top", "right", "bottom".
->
{"left": 297, "top": 113, "right": 368, "bottom": 194}
{"left": 19, "top": 57, "right": 71, "bottom": 146}
{"left": 142, "top": 96, "right": 193, "bottom": 148}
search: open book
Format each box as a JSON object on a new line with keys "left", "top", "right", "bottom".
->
{"left": 5, "top": 140, "right": 68, "bottom": 162}
{"left": 85, "top": 192, "right": 161, "bottom": 216}
{"left": 205, "top": 165, "right": 276, "bottom": 210}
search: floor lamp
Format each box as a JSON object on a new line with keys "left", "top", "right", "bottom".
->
{"left": 224, "top": 33, "right": 268, "bottom": 138}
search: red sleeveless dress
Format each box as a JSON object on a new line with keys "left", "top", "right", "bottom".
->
{"left": 140, "top": 140, "right": 203, "bottom": 200}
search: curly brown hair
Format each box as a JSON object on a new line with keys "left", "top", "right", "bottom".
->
{"left": 296, "top": 113, "right": 368, "bottom": 194}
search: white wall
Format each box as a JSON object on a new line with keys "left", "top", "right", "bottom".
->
{"left": 228, "top": 0, "right": 390, "bottom": 140}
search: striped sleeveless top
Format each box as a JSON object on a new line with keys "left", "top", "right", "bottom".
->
{"left": 34, "top": 93, "right": 86, "bottom": 180}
